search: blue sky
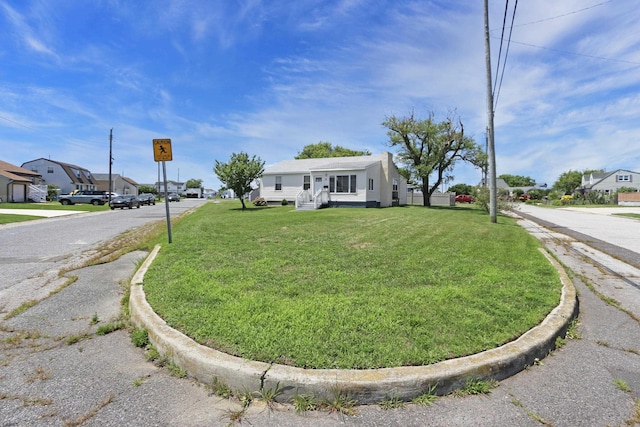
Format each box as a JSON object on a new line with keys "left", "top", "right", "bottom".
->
{"left": 1, "top": 0, "right": 639, "bottom": 191}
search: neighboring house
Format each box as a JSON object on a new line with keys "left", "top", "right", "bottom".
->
{"left": 0, "top": 160, "right": 45, "bottom": 202}
{"left": 94, "top": 173, "right": 139, "bottom": 195}
{"left": 260, "top": 152, "right": 407, "bottom": 209}
{"left": 154, "top": 180, "right": 185, "bottom": 196}
{"left": 21, "top": 158, "right": 100, "bottom": 195}
{"left": 579, "top": 169, "right": 640, "bottom": 195}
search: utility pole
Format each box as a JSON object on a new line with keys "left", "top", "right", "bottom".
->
{"left": 484, "top": 0, "right": 498, "bottom": 223}
{"left": 108, "top": 129, "right": 113, "bottom": 205}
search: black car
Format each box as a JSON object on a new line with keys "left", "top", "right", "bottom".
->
{"left": 167, "top": 193, "right": 180, "bottom": 202}
{"left": 137, "top": 193, "right": 156, "bottom": 205}
{"left": 110, "top": 195, "right": 141, "bottom": 210}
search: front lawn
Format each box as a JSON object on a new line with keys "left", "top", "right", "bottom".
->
{"left": 0, "top": 202, "right": 108, "bottom": 212}
{"left": 143, "top": 201, "right": 561, "bottom": 369}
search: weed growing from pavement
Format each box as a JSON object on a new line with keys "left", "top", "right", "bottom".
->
{"left": 565, "top": 318, "right": 582, "bottom": 339}
{"left": 578, "top": 274, "right": 640, "bottom": 325}
{"left": 167, "top": 361, "right": 187, "bottom": 378}
{"left": 209, "top": 376, "right": 232, "bottom": 398}
{"left": 452, "top": 378, "right": 498, "bottom": 396}
{"left": 26, "top": 367, "right": 52, "bottom": 382}
{"left": 66, "top": 333, "right": 90, "bottom": 345}
{"left": 412, "top": 384, "right": 438, "bottom": 406}
{"left": 293, "top": 393, "right": 319, "bottom": 412}
{"left": 257, "top": 382, "right": 283, "bottom": 408}
{"left": 225, "top": 407, "right": 247, "bottom": 424}
{"left": 4, "top": 299, "right": 39, "bottom": 320}
{"left": 237, "top": 387, "right": 253, "bottom": 408}
{"left": 96, "top": 321, "right": 125, "bottom": 335}
{"left": 378, "top": 394, "right": 404, "bottom": 410}
{"left": 130, "top": 328, "right": 149, "bottom": 347}
{"left": 0, "top": 394, "right": 53, "bottom": 406}
{"left": 509, "top": 394, "right": 552, "bottom": 426}
{"left": 321, "top": 389, "right": 358, "bottom": 415}
{"left": 627, "top": 400, "right": 640, "bottom": 426}
{"left": 90, "top": 313, "right": 99, "bottom": 325}
{"left": 64, "top": 394, "right": 114, "bottom": 427}
{"left": 615, "top": 379, "right": 632, "bottom": 393}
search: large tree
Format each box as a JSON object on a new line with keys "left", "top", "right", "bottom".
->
{"left": 186, "top": 178, "right": 203, "bottom": 189}
{"left": 382, "top": 111, "right": 485, "bottom": 207}
{"left": 214, "top": 152, "right": 265, "bottom": 210}
{"left": 498, "top": 174, "right": 535, "bottom": 187}
{"left": 295, "top": 142, "right": 371, "bottom": 159}
{"left": 553, "top": 169, "right": 604, "bottom": 195}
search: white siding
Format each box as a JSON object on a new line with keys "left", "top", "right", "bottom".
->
{"left": 22, "top": 159, "right": 75, "bottom": 194}
{"left": 593, "top": 170, "right": 640, "bottom": 193}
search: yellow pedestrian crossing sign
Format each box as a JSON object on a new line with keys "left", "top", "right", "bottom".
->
{"left": 153, "top": 139, "right": 173, "bottom": 161}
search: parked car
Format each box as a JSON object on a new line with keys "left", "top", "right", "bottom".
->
{"left": 455, "top": 194, "right": 475, "bottom": 203}
{"left": 110, "top": 195, "right": 141, "bottom": 210}
{"left": 137, "top": 193, "right": 156, "bottom": 205}
{"left": 167, "top": 193, "right": 180, "bottom": 202}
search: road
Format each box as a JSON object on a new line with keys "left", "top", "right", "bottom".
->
{"left": 0, "top": 199, "right": 204, "bottom": 317}
{"left": 1, "top": 203, "right": 639, "bottom": 426}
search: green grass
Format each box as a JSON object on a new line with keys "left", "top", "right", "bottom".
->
{"left": 0, "top": 213, "right": 44, "bottom": 224}
{"left": 613, "top": 213, "right": 640, "bottom": 219}
{"left": 0, "top": 201, "right": 108, "bottom": 212}
{"left": 143, "top": 201, "right": 562, "bottom": 369}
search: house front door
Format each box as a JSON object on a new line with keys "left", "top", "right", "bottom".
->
{"left": 313, "top": 176, "right": 324, "bottom": 195}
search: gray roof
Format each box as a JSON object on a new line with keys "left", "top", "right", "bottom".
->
{"left": 264, "top": 155, "right": 379, "bottom": 174}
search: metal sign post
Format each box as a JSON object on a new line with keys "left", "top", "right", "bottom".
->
{"left": 153, "top": 139, "right": 173, "bottom": 243}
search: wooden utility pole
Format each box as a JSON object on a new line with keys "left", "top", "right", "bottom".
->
{"left": 484, "top": 0, "right": 498, "bottom": 223}
{"left": 108, "top": 128, "right": 113, "bottom": 205}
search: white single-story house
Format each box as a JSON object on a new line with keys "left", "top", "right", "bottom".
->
{"left": 259, "top": 152, "right": 407, "bottom": 209}
{"left": 579, "top": 169, "right": 640, "bottom": 194}
{"left": 21, "top": 158, "right": 100, "bottom": 195}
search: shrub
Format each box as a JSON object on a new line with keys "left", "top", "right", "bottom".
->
{"left": 560, "top": 195, "right": 573, "bottom": 205}
{"left": 252, "top": 197, "right": 267, "bottom": 206}
{"left": 475, "top": 186, "right": 515, "bottom": 213}
{"left": 281, "top": 199, "right": 289, "bottom": 206}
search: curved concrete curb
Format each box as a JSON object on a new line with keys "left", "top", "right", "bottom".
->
{"left": 130, "top": 245, "right": 577, "bottom": 404}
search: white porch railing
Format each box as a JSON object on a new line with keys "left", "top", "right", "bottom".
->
{"left": 295, "top": 188, "right": 329, "bottom": 210}
{"left": 28, "top": 184, "right": 47, "bottom": 203}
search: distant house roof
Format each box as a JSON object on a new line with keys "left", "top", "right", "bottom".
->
{"left": 93, "top": 173, "right": 139, "bottom": 186}
{"left": 264, "top": 155, "right": 379, "bottom": 174}
{"left": 581, "top": 169, "right": 640, "bottom": 189}
{"left": 22, "top": 158, "right": 98, "bottom": 186}
{"left": 0, "top": 160, "right": 41, "bottom": 182}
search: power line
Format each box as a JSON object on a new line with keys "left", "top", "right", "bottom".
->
{"left": 511, "top": 0, "right": 615, "bottom": 28}
{"left": 493, "top": 0, "right": 518, "bottom": 111}
{"left": 0, "top": 114, "right": 37, "bottom": 130}
{"left": 504, "top": 39, "right": 640, "bottom": 66}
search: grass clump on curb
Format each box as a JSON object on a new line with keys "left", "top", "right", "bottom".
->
{"left": 143, "top": 201, "right": 562, "bottom": 369}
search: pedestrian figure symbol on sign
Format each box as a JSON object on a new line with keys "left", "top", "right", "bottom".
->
{"left": 153, "top": 139, "right": 172, "bottom": 162}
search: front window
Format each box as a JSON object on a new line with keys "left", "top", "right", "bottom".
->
{"left": 275, "top": 176, "right": 282, "bottom": 191}
{"left": 393, "top": 178, "right": 398, "bottom": 191}
{"left": 330, "top": 175, "right": 356, "bottom": 193}
{"left": 47, "top": 167, "right": 54, "bottom": 173}
{"left": 303, "top": 175, "right": 310, "bottom": 190}
{"left": 617, "top": 174, "right": 631, "bottom": 182}
{"left": 368, "top": 178, "right": 374, "bottom": 191}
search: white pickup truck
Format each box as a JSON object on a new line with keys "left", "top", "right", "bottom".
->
{"left": 58, "top": 191, "right": 109, "bottom": 206}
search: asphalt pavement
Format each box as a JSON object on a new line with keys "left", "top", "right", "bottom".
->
{"left": 1, "top": 204, "right": 639, "bottom": 426}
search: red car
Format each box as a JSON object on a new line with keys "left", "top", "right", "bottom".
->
{"left": 455, "top": 194, "right": 475, "bottom": 203}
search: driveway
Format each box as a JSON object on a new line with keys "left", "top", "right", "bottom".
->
{"left": 1, "top": 204, "right": 639, "bottom": 426}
